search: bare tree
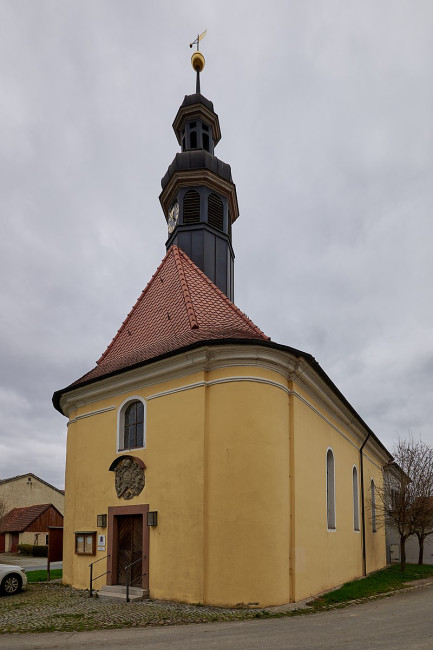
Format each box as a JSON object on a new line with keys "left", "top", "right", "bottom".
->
{"left": 412, "top": 496, "right": 433, "bottom": 564}
{"left": 380, "top": 438, "right": 433, "bottom": 571}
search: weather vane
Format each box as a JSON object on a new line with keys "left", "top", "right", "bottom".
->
{"left": 189, "top": 29, "right": 207, "bottom": 94}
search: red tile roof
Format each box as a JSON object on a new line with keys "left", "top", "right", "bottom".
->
{"left": 0, "top": 504, "right": 53, "bottom": 533}
{"left": 72, "top": 246, "right": 269, "bottom": 386}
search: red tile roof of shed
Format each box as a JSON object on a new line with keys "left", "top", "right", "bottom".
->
{"left": 72, "top": 246, "right": 269, "bottom": 386}
{"left": 0, "top": 504, "right": 53, "bottom": 533}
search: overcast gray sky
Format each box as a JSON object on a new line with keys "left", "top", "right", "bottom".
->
{"left": 1, "top": 0, "right": 432, "bottom": 489}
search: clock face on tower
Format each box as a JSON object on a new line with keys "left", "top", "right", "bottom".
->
{"left": 167, "top": 201, "right": 179, "bottom": 234}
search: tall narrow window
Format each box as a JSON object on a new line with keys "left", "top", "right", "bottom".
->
{"left": 123, "top": 400, "right": 144, "bottom": 450}
{"left": 353, "top": 466, "right": 360, "bottom": 531}
{"left": 371, "top": 479, "right": 377, "bottom": 533}
{"left": 326, "top": 449, "right": 336, "bottom": 530}
{"left": 183, "top": 190, "right": 200, "bottom": 224}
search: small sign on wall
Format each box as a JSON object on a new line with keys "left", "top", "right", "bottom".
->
{"left": 97, "top": 534, "right": 106, "bottom": 551}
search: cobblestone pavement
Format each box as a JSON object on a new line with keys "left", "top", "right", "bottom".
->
{"left": 0, "top": 583, "right": 307, "bottom": 635}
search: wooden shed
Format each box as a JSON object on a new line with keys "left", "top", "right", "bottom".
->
{"left": 0, "top": 503, "right": 63, "bottom": 553}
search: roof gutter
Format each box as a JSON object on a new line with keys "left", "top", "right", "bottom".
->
{"left": 360, "top": 432, "right": 371, "bottom": 576}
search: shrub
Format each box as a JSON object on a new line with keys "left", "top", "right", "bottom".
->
{"left": 17, "top": 544, "right": 33, "bottom": 556}
{"left": 33, "top": 545, "right": 48, "bottom": 557}
{"left": 17, "top": 544, "right": 48, "bottom": 557}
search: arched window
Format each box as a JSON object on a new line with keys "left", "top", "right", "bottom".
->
{"left": 118, "top": 398, "right": 146, "bottom": 451}
{"left": 326, "top": 449, "right": 336, "bottom": 530}
{"left": 183, "top": 190, "right": 200, "bottom": 224}
{"left": 371, "top": 479, "right": 377, "bottom": 533}
{"left": 208, "top": 193, "right": 223, "bottom": 231}
{"left": 353, "top": 466, "right": 360, "bottom": 531}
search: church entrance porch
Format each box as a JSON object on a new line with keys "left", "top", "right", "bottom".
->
{"left": 107, "top": 504, "right": 149, "bottom": 594}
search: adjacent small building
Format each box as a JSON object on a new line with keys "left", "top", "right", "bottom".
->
{"left": 53, "top": 56, "right": 393, "bottom": 606}
{"left": 0, "top": 504, "right": 63, "bottom": 553}
{"left": 0, "top": 474, "right": 65, "bottom": 553}
{"left": 0, "top": 473, "right": 65, "bottom": 514}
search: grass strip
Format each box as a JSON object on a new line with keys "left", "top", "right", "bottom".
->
{"left": 310, "top": 563, "right": 433, "bottom": 609}
{"left": 26, "top": 569, "right": 62, "bottom": 583}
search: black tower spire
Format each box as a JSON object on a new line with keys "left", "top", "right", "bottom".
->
{"left": 159, "top": 35, "right": 239, "bottom": 301}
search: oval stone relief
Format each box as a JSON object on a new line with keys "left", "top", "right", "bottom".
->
{"left": 114, "top": 458, "right": 145, "bottom": 500}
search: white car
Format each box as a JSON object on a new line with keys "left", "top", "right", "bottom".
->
{"left": 0, "top": 564, "right": 27, "bottom": 596}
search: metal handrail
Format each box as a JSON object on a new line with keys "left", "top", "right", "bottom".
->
{"left": 89, "top": 555, "right": 110, "bottom": 598}
{"left": 125, "top": 555, "right": 146, "bottom": 603}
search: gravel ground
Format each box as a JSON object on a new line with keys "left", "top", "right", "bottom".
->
{"left": 0, "top": 583, "right": 302, "bottom": 634}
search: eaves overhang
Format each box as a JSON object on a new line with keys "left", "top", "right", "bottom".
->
{"left": 52, "top": 337, "right": 392, "bottom": 462}
{"left": 159, "top": 166, "right": 239, "bottom": 224}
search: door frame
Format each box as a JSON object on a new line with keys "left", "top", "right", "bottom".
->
{"left": 107, "top": 504, "right": 149, "bottom": 591}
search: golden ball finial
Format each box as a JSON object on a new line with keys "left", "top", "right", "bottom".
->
{"left": 191, "top": 51, "right": 205, "bottom": 73}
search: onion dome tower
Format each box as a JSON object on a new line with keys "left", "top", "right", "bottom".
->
{"left": 159, "top": 32, "right": 239, "bottom": 301}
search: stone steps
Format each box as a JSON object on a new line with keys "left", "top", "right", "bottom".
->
{"left": 97, "top": 584, "right": 149, "bottom": 602}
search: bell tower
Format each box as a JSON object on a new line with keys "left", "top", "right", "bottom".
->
{"left": 159, "top": 33, "right": 239, "bottom": 301}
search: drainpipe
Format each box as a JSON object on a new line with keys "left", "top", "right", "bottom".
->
{"left": 360, "top": 432, "right": 371, "bottom": 577}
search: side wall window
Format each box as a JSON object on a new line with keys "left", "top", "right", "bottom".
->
{"left": 371, "top": 479, "right": 377, "bottom": 533}
{"left": 353, "top": 466, "right": 360, "bottom": 531}
{"left": 326, "top": 448, "right": 336, "bottom": 530}
{"left": 118, "top": 397, "right": 146, "bottom": 451}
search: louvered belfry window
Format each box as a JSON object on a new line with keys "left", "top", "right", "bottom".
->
{"left": 208, "top": 193, "right": 224, "bottom": 231}
{"left": 183, "top": 190, "right": 200, "bottom": 224}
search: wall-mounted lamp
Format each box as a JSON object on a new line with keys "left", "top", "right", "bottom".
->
{"left": 147, "top": 511, "right": 158, "bottom": 527}
{"left": 97, "top": 514, "right": 107, "bottom": 528}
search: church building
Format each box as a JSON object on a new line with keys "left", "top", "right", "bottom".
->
{"left": 53, "top": 45, "right": 392, "bottom": 606}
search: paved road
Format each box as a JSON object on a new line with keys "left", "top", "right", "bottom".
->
{"left": 1, "top": 583, "right": 433, "bottom": 649}
{"left": 0, "top": 553, "right": 62, "bottom": 572}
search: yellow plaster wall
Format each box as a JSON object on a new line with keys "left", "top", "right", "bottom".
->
{"left": 62, "top": 355, "right": 387, "bottom": 606}
{"left": 291, "top": 389, "right": 386, "bottom": 601}
{"left": 63, "top": 376, "right": 206, "bottom": 602}
{"left": 144, "top": 384, "right": 205, "bottom": 602}
{"left": 63, "top": 365, "right": 292, "bottom": 606}
{"left": 204, "top": 374, "right": 291, "bottom": 606}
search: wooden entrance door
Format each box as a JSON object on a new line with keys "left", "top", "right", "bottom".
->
{"left": 117, "top": 515, "right": 143, "bottom": 586}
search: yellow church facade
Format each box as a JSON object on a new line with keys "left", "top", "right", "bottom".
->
{"left": 58, "top": 337, "right": 387, "bottom": 606}
{"left": 54, "top": 57, "right": 391, "bottom": 606}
